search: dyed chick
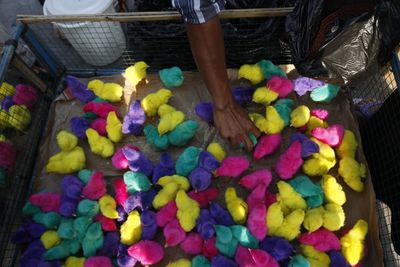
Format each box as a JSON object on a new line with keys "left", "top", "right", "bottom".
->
{"left": 252, "top": 86, "right": 279, "bottom": 105}
{"left": 176, "top": 190, "right": 200, "bottom": 232}
{"left": 86, "top": 128, "right": 114, "bottom": 158}
{"left": 159, "top": 66, "right": 184, "bottom": 89}
{"left": 157, "top": 104, "right": 185, "bottom": 135}
{"left": 338, "top": 157, "right": 366, "bottom": 192}
{"left": 207, "top": 142, "right": 226, "bottom": 162}
{"left": 265, "top": 105, "right": 285, "bottom": 134}
{"left": 272, "top": 209, "right": 305, "bottom": 241}
{"left": 303, "top": 139, "right": 336, "bottom": 177}
{"left": 106, "top": 111, "right": 123, "bottom": 143}
{"left": 291, "top": 105, "right": 310, "bottom": 128}
{"left": 141, "top": 88, "right": 172, "bottom": 117}
{"left": 127, "top": 240, "right": 164, "bottom": 265}
{"left": 301, "top": 245, "right": 330, "bottom": 267}
{"left": 336, "top": 130, "right": 358, "bottom": 159}
{"left": 238, "top": 63, "right": 264, "bottom": 85}
{"left": 87, "top": 80, "right": 123, "bottom": 102}
{"left": 340, "top": 219, "right": 368, "bottom": 266}
{"left": 320, "top": 175, "right": 346, "bottom": 206}
{"left": 225, "top": 187, "right": 248, "bottom": 224}
{"left": 277, "top": 181, "right": 307, "bottom": 213}
{"left": 120, "top": 210, "right": 141, "bottom": 245}
{"left": 125, "top": 61, "right": 149, "bottom": 86}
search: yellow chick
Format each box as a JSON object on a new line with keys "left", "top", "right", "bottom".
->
{"left": 238, "top": 64, "right": 264, "bottom": 85}
{"left": 225, "top": 187, "right": 248, "bottom": 224}
{"left": 106, "top": 111, "right": 123, "bottom": 143}
{"left": 99, "top": 194, "right": 119, "bottom": 219}
{"left": 338, "top": 157, "right": 366, "bottom": 192}
{"left": 277, "top": 181, "right": 307, "bottom": 215}
{"left": 166, "top": 258, "right": 191, "bottom": 267}
{"left": 87, "top": 79, "right": 104, "bottom": 92}
{"left": 252, "top": 86, "right": 279, "bottom": 105}
{"left": 120, "top": 210, "right": 142, "bottom": 245}
{"left": 141, "top": 88, "right": 173, "bottom": 117}
{"left": 86, "top": 128, "right": 114, "bottom": 158}
{"left": 8, "top": 105, "right": 31, "bottom": 131}
{"left": 153, "top": 183, "right": 180, "bottom": 210}
{"left": 0, "top": 134, "right": 5, "bottom": 141}
{"left": 40, "top": 230, "right": 61, "bottom": 249}
{"left": 0, "top": 110, "right": 9, "bottom": 128}
{"left": 207, "top": 142, "right": 226, "bottom": 162}
{"left": 158, "top": 109, "right": 185, "bottom": 135}
{"left": 65, "top": 256, "right": 85, "bottom": 267}
{"left": 303, "top": 206, "right": 325, "bottom": 232}
{"left": 321, "top": 175, "right": 346, "bottom": 206}
{"left": 290, "top": 105, "right": 310, "bottom": 128}
{"left": 306, "top": 116, "right": 328, "bottom": 134}
{"left": 158, "top": 104, "right": 177, "bottom": 117}
{"left": 0, "top": 82, "right": 15, "bottom": 101}
{"left": 46, "top": 146, "right": 86, "bottom": 174}
{"left": 274, "top": 209, "right": 305, "bottom": 241}
{"left": 249, "top": 113, "right": 268, "bottom": 133}
{"left": 301, "top": 245, "right": 330, "bottom": 267}
{"left": 176, "top": 190, "right": 200, "bottom": 232}
{"left": 323, "top": 203, "right": 345, "bottom": 231}
{"left": 125, "top": 61, "right": 149, "bottom": 86}
{"left": 266, "top": 202, "right": 284, "bottom": 234}
{"left": 303, "top": 139, "right": 336, "bottom": 176}
{"left": 88, "top": 80, "right": 123, "bottom": 102}
{"left": 157, "top": 175, "right": 190, "bottom": 191}
{"left": 56, "top": 130, "right": 78, "bottom": 151}
{"left": 336, "top": 130, "right": 358, "bottom": 159}
{"left": 340, "top": 219, "right": 368, "bottom": 266}
{"left": 265, "top": 106, "right": 285, "bottom": 134}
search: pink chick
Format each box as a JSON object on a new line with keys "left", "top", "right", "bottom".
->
{"left": 156, "top": 201, "right": 177, "bottom": 227}
{"left": 240, "top": 169, "right": 272, "bottom": 190}
{"left": 82, "top": 172, "right": 107, "bottom": 200}
{"left": 253, "top": 134, "right": 282, "bottom": 160}
{"left": 267, "top": 76, "right": 294, "bottom": 98}
{"left": 216, "top": 156, "right": 250, "bottom": 177}
{"left": 188, "top": 188, "right": 219, "bottom": 208}
{"left": 311, "top": 109, "right": 329, "bottom": 121}
{"left": 163, "top": 219, "right": 186, "bottom": 247}
{"left": 114, "top": 178, "right": 128, "bottom": 207}
{"left": 250, "top": 248, "right": 279, "bottom": 267}
{"left": 235, "top": 245, "right": 255, "bottom": 267}
{"left": 311, "top": 124, "right": 345, "bottom": 148}
{"left": 247, "top": 204, "right": 267, "bottom": 241}
{"left": 13, "top": 84, "right": 38, "bottom": 109}
{"left": 275, "top": 141, "right": 303, "bottom": 180}
{"left": 203, "top": 237, "right": 219, "bottom": 259}
{"left": 91, "top": 118, "right": 107, "bottom": 136}
{"left": 127, "top": 240, "right": 164, "bottom": 265}
{"left": 83, "top": 102, "right": 118, "bottom": 118}
{"left": 84, "top": 256, "right": 113, "bottom": 267}
{"left": 29, "top": 192, "right": 61, "bottom": 213}
{"left": 180, "top": 233, "right": 204, "bottom": 254}
{"left": 246, "top": 184, "right": 267, "bottom": 211}
{"left": 112, "top": 145, "right": 139, "bottom": 170}
{"left": 298, "top": 228, "right": 341, "bottom": 252}
{"left": 94, "top": 213, "right": 117, "bottom": 231}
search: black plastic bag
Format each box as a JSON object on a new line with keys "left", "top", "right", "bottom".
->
{"left": 286, "top": 0, "right": 400, "bottom": 84}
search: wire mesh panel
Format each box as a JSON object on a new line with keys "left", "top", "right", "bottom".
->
{"left": 24, "top": 14, "right": 291, "bottom": 74}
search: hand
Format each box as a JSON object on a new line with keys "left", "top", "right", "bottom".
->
{"left": 213, "top": 101, "right": 261, "bottom": 151}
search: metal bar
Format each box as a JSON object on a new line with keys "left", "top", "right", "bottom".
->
{"left": 0, "top": 21, "right": 25, "bottom": 84}
{"left": 391, "top": 52, "right": 400, "bottom": 94}
{"left": 17, "top": 8, "right": 294, "bottom": 23}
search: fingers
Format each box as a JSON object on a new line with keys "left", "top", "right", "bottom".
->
{"left": 241, "top": 134, "right": 254, "bottom": 151}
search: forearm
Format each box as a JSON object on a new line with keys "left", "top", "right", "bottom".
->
{"left": 185, "top": 16, "right": 233, "bottom": 109}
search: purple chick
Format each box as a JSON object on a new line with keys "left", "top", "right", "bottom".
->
{"left": 232, "top": 86, "right": 255, "bottom": 105}
{"left": 123, "top": 146, "right": 154, "bottom": 177}
{"left": 1, "top": 96, "right": 14, "bottom": 111}
{"left": 122, "top": 100, "right": 146, "bottom": 136}
{"left": 19, "top": 240, "right": 46, "bottom": 266}
{"left": 211, "top": 255, "right": 238, "bottom": 267}
{"left": 70, "top": 117, "right": 91, "bottom": 139}
{"left": 293, "top": 77, "right": 325, "bottom": 96}
{"left": 124, "top": 190, "right": 157, "bottom": 213}
{"left": 59, "top": 195, "right": 79, "bottom": 218}
{"left": 12, "top": 222, "right": 46, "bottom": 244}
{"left": 61, "top": 175, "right": 84, "bottom": 200}
{"left": 209, "top": 203, "right": 235, "bottom": 226}
{"left": 328, "top": 250, "right": 352, "bottom": 267}
{"left": 152, "top": 152, "right": 175, "bottom": 184}
{"left": 198, "top": 151, "right": 220, "bottom": 173}
{"left": 290, "top": 133, "right": 319, "bottom": 157}
{"left": 141, "top": 210, "right": 158, "bottom": 240}
{"left": 195, "top": 102, "right": 214, "bottom": 124}
{"left": 117, "top": 205, "right": 127, "bottom": 222}
{"left": 97, "top": 231, "right": 120, "bottom": 257}
{"left": 189, "top": 167, "right": 212, "bottom": 192}
{"left": 196, "top": 209, "right": 216, "bottom": 240}
{"left": 65, "top": 75, "right": 95, "bottom": 103}
{"left": 117, "top": 244, "right": 138, "bottom": 267}
{"left": 259, "top": 237, "right": 294, "bottom": 262}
